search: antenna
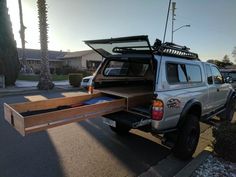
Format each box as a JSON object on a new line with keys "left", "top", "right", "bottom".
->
{"left": 171, "top": 2, "right": 176, "bottom": 43}
{"left": 162, "top": 0, "right": 172, "bottom": 43}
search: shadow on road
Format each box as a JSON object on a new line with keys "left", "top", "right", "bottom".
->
{"left": 78, "top": 118, "right": 171, "bottom": 176}
{"left": 0, "top": 95, "right": 65, "bottom": 177}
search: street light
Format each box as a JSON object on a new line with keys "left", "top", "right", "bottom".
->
{"left": 171, "top": 24, "right": 190, "bottom": 43}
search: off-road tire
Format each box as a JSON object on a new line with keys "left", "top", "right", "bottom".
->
{"left": 110, "top": 123, "right": 131, "bottom": 135}
{"left": 219, "top": 97, "right": 235, "bottom": 122}
{"left": 172, "top": 114, "right": 200, "bottom": 160}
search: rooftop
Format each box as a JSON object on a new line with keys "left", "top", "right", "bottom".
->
{"left": 17, "top": 48, "right": 67, "bottom": 61}
{"left": 62, "top": 49, "right": 94, "bottom": 59}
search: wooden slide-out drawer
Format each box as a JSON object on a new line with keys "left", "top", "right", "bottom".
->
{"left": 4, "top": 92, "right": 126, "bottom": 136}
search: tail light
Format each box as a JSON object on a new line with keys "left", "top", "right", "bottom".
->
{"left": 88, "top": 85, "right": 94, "bottom": 94}
{"left": 152, "top": 99, "right": 164, "bottom": 120}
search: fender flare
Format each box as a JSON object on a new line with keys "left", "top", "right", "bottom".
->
{"left": 226, "top": 89, "right": 236, "bottom": 107}
{"left": 177, "top": 99, "right": 201, "bottom": 128}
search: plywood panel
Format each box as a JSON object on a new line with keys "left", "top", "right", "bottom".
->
{"left": 4, "top": 103, "right": 25, "bottom": 136}
{"left": 24, "top": 99, "right": 126, "bottom": 128}
{"left": 4, "top": 94, "right": 126, "bottom": 136}
{"left": 127, "top": 93, "right": 152, "bottom": 108}
{"left": 98, "top": 86, "right": 152, "bottom": 98}
{"left": 11, "top": 92, "right": 102, "bottom": 112}
{"left": 25, "top": 106, "right": 124, "bottom": 135}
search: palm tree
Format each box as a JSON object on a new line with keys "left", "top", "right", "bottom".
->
{"left": 18, "top": 0, "right": 26, "bottom": 67}
{"left": 37, "top": 0, "right": 54, "bottom": 89}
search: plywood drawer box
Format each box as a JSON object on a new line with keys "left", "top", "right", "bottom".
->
{"left": 4, "top": 92, "right": 126, "bottom": 136}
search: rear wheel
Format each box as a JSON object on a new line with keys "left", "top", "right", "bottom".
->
{"left": 172, "top": 114, "right": 200, "bottom": 160}
{"left": 110, "top": 123, "right": 131, "bottom": 135}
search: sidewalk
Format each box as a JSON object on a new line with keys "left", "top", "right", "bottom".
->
{"left": 15, "top": 80, "right": 70, "bottom": 87}
{"left": 0, "top": 80, "right": 80, "bottom": 97}
{"left": 139, "top": 123, "right": 213, "bottom": 177}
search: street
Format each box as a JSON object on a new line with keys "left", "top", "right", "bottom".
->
{"left": 0, "top": 91, "right": 212, "bottom": 177}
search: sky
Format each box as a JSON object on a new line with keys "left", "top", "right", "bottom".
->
{"left": 6, "top": 0, "right": 236, "bottom": 62}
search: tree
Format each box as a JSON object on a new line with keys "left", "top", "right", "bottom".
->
{"left": 206, "top": 59, "right": 231, "bottom": 68}
{"left": 233, "top": 47, "right": 236, "bottom": 62}
{"left": 37, "top": 0, "right": 54, "bottom": 90}
{"left": 222, "top": 55, "right": 230, "bottom": 64}
{"left": 0, "top": 0, "right": 20, "bottom": 86}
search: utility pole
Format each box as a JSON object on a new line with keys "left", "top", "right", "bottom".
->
{"left": 171, "top": 2, "right": 176, "bottom": 43}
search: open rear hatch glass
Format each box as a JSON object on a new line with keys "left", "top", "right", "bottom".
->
{"left": 84, "top": 35, "right": 153, "bottom": 58}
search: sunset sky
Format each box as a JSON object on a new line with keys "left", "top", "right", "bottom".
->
{"left": 6, "top": 0, "right": 236, "bottom": 62}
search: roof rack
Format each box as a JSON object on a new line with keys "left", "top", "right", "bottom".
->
{"left": 153, "top": 40, "right": 200, "bottom": 60}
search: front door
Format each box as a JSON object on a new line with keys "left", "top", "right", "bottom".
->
{"left": 211, "top": 66, "right": 228, "bottom": 108}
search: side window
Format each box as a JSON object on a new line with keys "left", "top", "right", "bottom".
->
{"left": 166, "top": 63, "right": 187, "bottom": 84}
{"left": 206, "top": 65, "right": 213, "bottom": 84}
{"left": 185, "top": 65, "right": 202, "bottom": 82}
{"left": 211, "top": 66, "right": 223, "bottom": 84}
{"left": 167, "top": 63, "right": 203, "bottom": 84}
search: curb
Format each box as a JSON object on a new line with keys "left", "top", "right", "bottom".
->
{"left": 174, "top": 146, "right": 213, "bottom": 177}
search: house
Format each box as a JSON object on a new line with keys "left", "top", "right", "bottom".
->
{"left": 17, "top": 48, "right": 103, "bottom": 74}
{"left": 17, "top": 48, "right": 67, "bottom": 73}
{"left": 62, "top": 50, "right": 103, "bottom": 71}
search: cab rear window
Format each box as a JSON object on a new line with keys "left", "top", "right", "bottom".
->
{"left": 104, "top": 60, "right": 149, "bottom": 77}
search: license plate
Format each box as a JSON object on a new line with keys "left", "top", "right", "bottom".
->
{"left": 103, "top": 118, "right": 116, "bottom": 127}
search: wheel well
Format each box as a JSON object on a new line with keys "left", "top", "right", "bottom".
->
{"left": 178, "top": 101, "right": 202, "bottom": 128}
{"left": 187, "top": 104, "right": 201, "bottom": 119}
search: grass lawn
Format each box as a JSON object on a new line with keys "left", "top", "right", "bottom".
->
{"left": 17, "top": 74, "right": 68, "bottom": 81}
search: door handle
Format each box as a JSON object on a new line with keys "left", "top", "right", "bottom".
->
{"left": 217, "top": 88, "right": 220, "bottom": 92}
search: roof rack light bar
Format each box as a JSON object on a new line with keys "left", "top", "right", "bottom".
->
{"left": 154, "top": 42, "right": 199, "bottom": 60}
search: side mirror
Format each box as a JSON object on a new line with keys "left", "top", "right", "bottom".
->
{"left": 225, "top": 76, "right": 233, "bottom": 83}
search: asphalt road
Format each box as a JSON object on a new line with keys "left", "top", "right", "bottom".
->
{"left": 0, "top": 91, "right": 214, "bottom": 177}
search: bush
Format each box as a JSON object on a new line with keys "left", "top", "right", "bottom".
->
{"left": 69, "top": 73, "right": 83, "bottom": 87}
{"left": 79, "top": 70, "right": 93, "bottom": 77}
{"left": 212, "top": 122, "right": 236, "bottom": 162}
